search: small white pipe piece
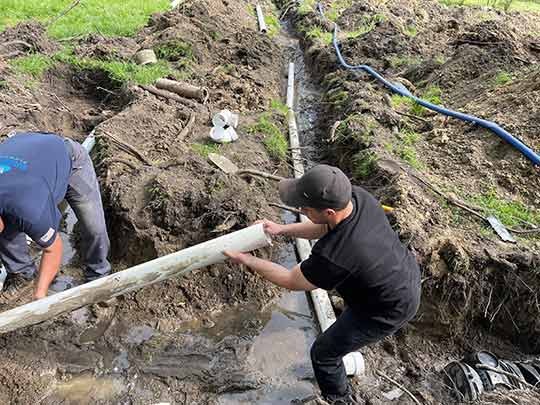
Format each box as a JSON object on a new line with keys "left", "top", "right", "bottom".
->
{"left": 256, "top": 5, "right": 268, "bottom": 33}
{"left": 82, "top": 129, "right": 96, "bottom": 152}
{"left": 0, "top": 224, "right": 271, "bottom": 334}
{"left": 286, "top": 62, "right": 295, "bottom": 109}
{"left": 286, "top": 63, "right": 365, "bottom": 376}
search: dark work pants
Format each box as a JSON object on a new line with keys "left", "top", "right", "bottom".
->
{"left": 0, "top": 138, "right": 111, "bottom": 280}
{"left": 310, "top": 308, "right": 400, "bottom": 398}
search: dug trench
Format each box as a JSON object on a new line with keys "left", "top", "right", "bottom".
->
{"left": 279, "top": 0, "right": 540, "bottom": 404}
{"left": 0, "top": 1, "right": 539, "bottom": 404}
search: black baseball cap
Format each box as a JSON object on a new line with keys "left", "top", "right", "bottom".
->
{"left": 279, "top": 164, "right": 352, "bottom": 210}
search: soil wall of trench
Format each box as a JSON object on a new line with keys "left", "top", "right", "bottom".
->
{"left": 277, "top": 0, "right": 540, "bottom": 403}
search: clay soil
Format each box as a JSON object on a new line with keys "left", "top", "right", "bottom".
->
{"left": 285, "top": 0, "right": 540, "bottom": 403}
{"left": 1, "top": 0, "right": 540, "bottom": 404}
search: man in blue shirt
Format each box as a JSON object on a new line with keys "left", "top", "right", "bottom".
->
{"left": 0, "top": 132, "right": 111, "bottom": 301}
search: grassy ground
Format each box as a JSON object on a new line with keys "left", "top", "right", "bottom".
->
{"left": 0, "top": 0, "right": 171, "bottom": 39}
{"left": 440, "top": 0, "right": 540, "bottom": 12}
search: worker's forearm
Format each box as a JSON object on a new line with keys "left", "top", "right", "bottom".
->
{"left": 280, "top": 221, "right": 326, "bottom": 240}
{"left": 35, "top": 236, "right": 62, "bottom": 298}
{"left": 243, "top": 255, "right": 293, "bottom": 289}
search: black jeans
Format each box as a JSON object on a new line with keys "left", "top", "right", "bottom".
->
{"left": 310, "top": 308, "right": 400, "bottom": 398}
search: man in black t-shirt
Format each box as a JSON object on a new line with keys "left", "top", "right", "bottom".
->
{"left": 224, "top": 164, "right": 421, "bottom": 404}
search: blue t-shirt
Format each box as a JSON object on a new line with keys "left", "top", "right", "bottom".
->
{"left": 0, "top": 133, "right": 72, "bottom": 248}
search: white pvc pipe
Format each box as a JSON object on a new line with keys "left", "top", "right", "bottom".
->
{"left": 286, "top": 63, "right": 365, "bottom": 376}
{"left": 0, "top": 224, "right": 271, "bottom": 334}
{"left": 256, "top": 5, "right": 268, "bottom": 33}
{"left": 286, "top": 62, "right": 295, "bottom": 109}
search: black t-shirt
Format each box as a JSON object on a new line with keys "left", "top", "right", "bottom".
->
{"left": 300, "top": 186, "right": 421, "bottom": 329}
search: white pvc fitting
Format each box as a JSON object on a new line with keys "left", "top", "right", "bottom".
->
{"left": 0, "top": 265, "right": 6, "bottom": 292}
{"left": 212, "top": 110, "right": 239, "bottom": 128}
{"left": 343, "top": 351, "right": 365, "bottom": 376}
{"left": 256, "top": 5, "right": 267, "bottom": 33}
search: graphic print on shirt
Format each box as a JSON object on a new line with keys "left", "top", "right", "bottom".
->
{"left": 0, "top": 156, "right": 28, "bottom": 174}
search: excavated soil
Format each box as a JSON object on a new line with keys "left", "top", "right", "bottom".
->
{"left": 284, "top": 0, "right": 540, "bottom": 403}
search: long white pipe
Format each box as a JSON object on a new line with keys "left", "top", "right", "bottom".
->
{"left": 0, "top": 224, "right": 271, "bottom": 334}
{"left": 255, "top": 5, "right": 268, "bottom": 33}
{"left": 286, "top": 63, "right": 365, "bottom": 376}
{"left": 286, "top": 63, "right": 295, "bottom": 109}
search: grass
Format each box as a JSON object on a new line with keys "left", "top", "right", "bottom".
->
{"left": 438, "top": 0, "right": 540, "bottom": 12}
{"left": 297, "top": 0, "right": 316, "bottom": 15}
{"left": 404, "top": 25, "right": 418, "bottom": 37}
{"left": 55, "top": 47, "right": 183, "bottom": 85}
{"left": 494, "top": 71, "right": 513, "bottom": 86}
{"left": 0, "top": 0, "right": 171, "bottom": 39}
{"left": 154, "top": 41, "right": 194, "bottom": 63}
{"left": 246, "top": 114, "right": 288, "bottom": 160}
{"left": 389, "top": 55, "right": 422, "bottom": 68}
{"left": 192, "top": 142, "right": 220, "bottom": 158}
{"left": 334, "top": 114, "right": 377, "bottom": 146}
{"left": 9, "top": 53, "right": 55, "bottom": 78}
{"left": 470, "top": 189, "right": 540, "bottom": 228}
{"left": 265, "top": 13, "right": 281, "bottom": 38}
{"left": 305, "top": 26, "right": 333, "bottom": 45}
{"left": 326, "top": 0, "right": 353, "bottom": 21}
{"left": 352, "top": 149, "right": 377, "bottom": 178}
{"left": 386, "top": 128, "right": 424, "bottom": 169}
{"left": 270, "top": 99, "right": 289, "bottom": 116}
{"left": 392, "top": 86, "right": 442, "bottom": 116}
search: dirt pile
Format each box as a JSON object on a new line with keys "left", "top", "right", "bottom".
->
{"left": 284, "top": 0, "right": 540, "bottom": 402}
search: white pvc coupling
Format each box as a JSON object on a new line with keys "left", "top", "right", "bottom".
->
{"left": 210, "top": 109, "right": 239, "bottom": 144}
{"left": 343, "top": 351, "right": 365, "bottom": 376}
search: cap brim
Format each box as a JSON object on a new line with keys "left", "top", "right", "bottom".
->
{"left": 279, "top": 178, "right": 307, "bottom": 207}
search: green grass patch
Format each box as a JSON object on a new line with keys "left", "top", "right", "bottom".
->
{"left": 246, "top": 114, "right": 288, "bottom": 160}
{"left": 9, "top": 53, "right": 55, "bottom": 79}
{"left": 326, "top": 0, "right": 353, "bottom": 22}
{"left": 270, "top": 99, "right": 289, "bottom": 116}
{"left": 386, "top": 128, "right": 424, "bottom": 169}
{"left": 438, "top": 0, "right": 540, "bottom": 12}
{"left": 192, "top": 142, "right": 220, "bottom": 158}
{"left": 305, "top": 26, "right": 333, "bottom": 45}
{"left": 389, "top": 55, "right": 422, "bottom": 68}
{"left": 470, "top": 189, "right": 540, "bottom": 228}
{"left": 297, "top": 0, "right": 316, "bottom": 15}
{"left": 0, "top": 0, "right": 171, "bottom": 39}
{"left": 352, "top": 149, "right": 378, "bottom": 178}
{"left": 404, "top": 25, "right": 417, "bottom": 37}
{"left": 393, "top": 86, "right": 442, "bottom": 116}
{"left": 55, "top": 47, "right": 181, "bottom": 85}
{"left": 154, "top": 40, "right": 194, "bottom": 63}
{"left": 265, "top": 13, "right": 281, "bottom": 38}
{"left": 494, "top": 71, "right": 513, "bottom": 86}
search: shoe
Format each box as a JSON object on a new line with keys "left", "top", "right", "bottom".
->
{"left": 324, "top": 393, "right": 359, "bottom": 405}
{"left": 291, "top": 395, "right": 330, "bottom": 404}
{"left": 0, "top": 274, "right": 34, "bottom": 303}
{"left": 85, "top": 271, "right": 110, "bottom": 283}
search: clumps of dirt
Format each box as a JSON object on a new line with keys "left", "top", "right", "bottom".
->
{"left": 285, "top": 0, "right": 540, "bottom": 402}
{"left": 73, "top": 35, "right": 139, "bottom": 61}
{"left": 0, "top": 21, "right": 60, "bottom": 57}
